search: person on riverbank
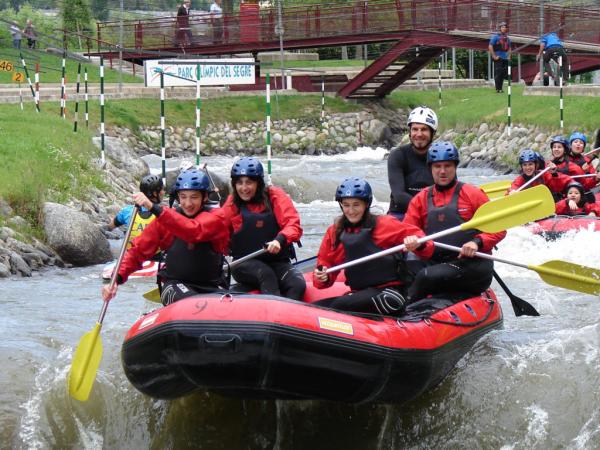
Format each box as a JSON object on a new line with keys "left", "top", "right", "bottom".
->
{"left": 102, "top": 169, "right": 229, "bottom": 305}
{"left": 312, "top": 177, "right": 434, "bottom": 316}
{"left": 555, "top": 181, "right": 600, "bottom": 216}
{"left": 9, "top": 22, "right": 21, "bottom": 49}
{"left": 107, "top": 174, "right": 165, "bottom": 250}
{"left": 508, "top": 149, "right": 572, "bottom": 199}
{"left": 536, "top": 31, "right": 569, "bottom": 86}
{"left": 402, "top": 141, "right": 506, "bottom": 302}
{"left": 23, "top": 19, "right": 36, "bottom": 49}
{"left": 387, "top": 106, "right": 438, "bottom": 219}
{"left": 488, "top": 21, "right": 511, "bottom": 93}
{"left": 223, "top": 157, "right": 306, "bottom": 300}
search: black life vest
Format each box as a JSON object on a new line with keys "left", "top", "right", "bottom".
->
{"left": 424, "top": 182, "right": 478, "bottom": 262}
{"left": 389, "top": 144, "right": 434, "bottom": 213}
{"left": 340, "top": 219, "right": 400, "bottom": 291}
{"left": 230, "top": 203, "right": 291, "bottom": 263}
{"left": 162, "top": 208, "right": 224, "bottom": 286}
{"left": 493, "top": 34, "right": 510, "bottom": 52}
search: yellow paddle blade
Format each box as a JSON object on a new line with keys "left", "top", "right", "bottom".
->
{"left": 463, "top": 184, "right": 555, "bottom": 233}
{"left": 143, "top": 288, "right": 161, "bottom": 303}
{"left": 480, "top": 180, "right": 511, "bottom": 199}
{"left": 531, "top": 260, "right": 600, "bottom": 296}
{"left": 68, "top": 323, "right": 103, "bottom": 402}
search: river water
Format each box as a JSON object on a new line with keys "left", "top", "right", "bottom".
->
{"left": 2, "top": 149, "right": 599, "bottom": 449}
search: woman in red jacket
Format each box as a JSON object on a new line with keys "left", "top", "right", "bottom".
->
{"left": 313, "top": 177, "right": 433, "bottom": 316}
{"left": 223, "top": 157, "right": 306, "bottom": 300}
{"left": 555, "top": 181, "right": 600, "bottom": 216}
{"left": 508, "top": 149, "right": 572, "bottom": 200}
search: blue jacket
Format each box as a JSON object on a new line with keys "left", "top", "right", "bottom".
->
{"left": 489, "top": 33, "right": 511, "bottom": 60}
{"left": 541, "top": 32, "right": 563, "bottom": 49}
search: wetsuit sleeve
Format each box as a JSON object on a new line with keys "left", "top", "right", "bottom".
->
{"left": 269, "top": 186, "right": 303, "bottom": 245}
{"left": 554, "top": 199, "right": 568, "bottom": 215}
{"left": 313, "top": 224, "right": 344, "bottom": 289}
{"left": 462, "top": 185, "right": 506, "bottom": 252}
{"left": 402, "top": 190, "right": 427, "bottom": 229}
{"left": 117, "top": 220, "right": 168, "bottom": 283}
{"left": 542, "top": 171, "right": 572, "bottom": 195}
{"left": 387, "top": 148, "right": 413, "bottom": 212}
{"left": 372, "top": 215, "right": 434, "bottom": 259}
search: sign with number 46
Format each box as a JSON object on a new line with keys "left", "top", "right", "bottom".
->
{"left": 0, "top": 60, "right": 14, "bottom": 72}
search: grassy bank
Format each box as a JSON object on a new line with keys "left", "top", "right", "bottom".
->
{"left": 0, "top": 47, "right": 142, "bottom": 84}
{"left": 388, "top": 86, "right": 600, "bottom": 132}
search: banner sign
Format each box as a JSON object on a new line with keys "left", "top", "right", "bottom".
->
{"left": 144, "top": 58, "right": 255, "bottom": 87}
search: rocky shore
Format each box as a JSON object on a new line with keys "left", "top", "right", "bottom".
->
{"left": 0, "top": 103, "right": 584, "bottom": 277}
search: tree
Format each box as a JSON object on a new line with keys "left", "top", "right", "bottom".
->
{"left": 61, "top": 0, "right": 92, "bottom": 49}
{"left": 90, "top": 0, "right": 108, "bottom": 21}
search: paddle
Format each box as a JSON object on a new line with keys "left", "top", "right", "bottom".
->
{"left": 480, "top": 180, "right": 511, "bottom": 199}
{"left": 514, "top": 166, "right": 552, "bottom": 192}
{"left": 571, "top": 173, "right": 599, "bottom": 179}
{"left": 433, "top": 241, "right": 600, "bottom": 296}
{"left": 142, "top": 247, "right": 269, "bottom": 303}
{"left": 68, "top": 206, "right": 139, "bottom": 402}
{"left": 325, "top": 185, "right": 555, "bottom": 274}
{"left": 493, "top": 270, "right": 540, "bottom": 317}
{"left": 583, "top": 146, "right": 600, "bottom": 157}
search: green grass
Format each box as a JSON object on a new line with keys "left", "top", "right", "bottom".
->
{"left": 0, "top": 47, "right": 142, "bottom": 85}
{"left": 388, "top": 85, "right": 600, "bottom": 132}
{"left": 0, "top": 103, "right": 106, "bottom": 236}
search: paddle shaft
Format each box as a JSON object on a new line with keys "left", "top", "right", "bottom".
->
{"left": 228, "top": 247, "right": 268, "bottom": 269}
{"left": 571, "top": 173, "right": 598, "bottom": 179}
{"left": 516, "top": 167, "right": 551, "bottom": 192}
{"left": 434, "top": 242, "right": 528, "bottom": 269}
{"left": 583, "top": 146, "right": 600, "bottom": 157}
{"left": 99, "top": 206, "right": 139, "bottom": 324}
{"left": 202, "top": 163, "right": 222, "bottom": 202}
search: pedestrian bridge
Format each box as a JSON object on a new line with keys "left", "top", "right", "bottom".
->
{"left": 92, "top": 0, "right": 600, "bottom": 98}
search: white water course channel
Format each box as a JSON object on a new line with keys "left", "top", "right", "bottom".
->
{"left": 1, "top": 148, "right": 599, "bottom": 449}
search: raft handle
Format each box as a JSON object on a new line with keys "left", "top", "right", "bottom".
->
{"left": 200, "top": 334, "right": 241, "bottom": 352}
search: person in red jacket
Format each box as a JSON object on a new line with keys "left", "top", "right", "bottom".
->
{"left": 313, "top": 177, "right": 434, "bottom": 316}
{"left": 508, "top": 149, "right": 572, "bottom": 200}
{"left": 402, "top": 141, "right": 506, "bottom": 302}
{"left": 102, "top": 169, "right": 229, "bottom": 305}
{"left": 555, "top": 181, "right": 600, "bottom": 216}
{"left": 223, "top": 157, "right": 306, "bottom": 300}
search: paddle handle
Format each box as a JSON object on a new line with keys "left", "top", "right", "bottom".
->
{"left": 99, "top": 206, "right": 139, "bottom": 324}
{"left": 202, "top": 163, "right": 222, "bottom": 202}
{"left": 583, "top": 146, "right": 600, "bottom": 157}
{"left": 325, "top": 225, "right": 461, "bottom": 274}
{"left": 571, "top": 173, "right": 598, "bottom": 179}
{"left": 433, "top": 242, "right": 528, "bottom": 270}
{"left": 516, "top": 167, "right": 551, "bottom": 192}
{"left": 228, "top": 247, "right": 268, "bottom": 269}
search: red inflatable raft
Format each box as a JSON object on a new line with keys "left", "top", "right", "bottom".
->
{"left": 121, "top": 258, "right": 502, "bottom": 404}
{"left": 526, "top": 215, "right": 600, "bottom": 240}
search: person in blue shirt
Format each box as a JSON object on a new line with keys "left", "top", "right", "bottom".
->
{"left": 488, "top": 22, "right": 511, "bottom": 93}
{"left": 536, "top": 32, "right": 569, "bottom": 86}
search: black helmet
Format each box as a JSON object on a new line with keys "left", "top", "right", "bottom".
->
{"left": 140, "top": 174, "right": 164, "bottom": 198}
{"left": 564, "top": 181, "right": 585, "bottom": 198}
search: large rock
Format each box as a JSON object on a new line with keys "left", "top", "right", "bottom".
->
{"left": 93, "top": 136, "right": 148, "bottom": 180}
{"left": 43, "top": 202, "right": 112, "bottom": 266}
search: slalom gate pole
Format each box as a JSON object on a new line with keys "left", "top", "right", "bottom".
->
{"left": 84, "top": 68, "right": 89, "bottom": 128}
{"left": 438, "top": 55, "right": 442, "bottom": 106}
{"left": 100, "top": 56, "right": 106, "bottom": 165}
{"left": 18, "top": 81, "right": 23, "bottom": 110}
{"left": 321, "top": 75, "right": 325, "bottom": 128}
{"left": 35, "top": 63, "right": 40, "bottom": 109}
{"left": 74, "top": 62, "right": 81, "bottom": 132}
{"left": 559, "top": 55, "right": 564, "bottom": 130}
{"left": 60, "top": 51, "right": 66, "bottom": 118}
{"left": 195, "top": 64, "right": 201, "bottom": 167}
{"left": 507, "top": 62, "right": 512, "bottom": 136}
{"left": 19, "top": 52, "right": 39, "bottom": 112}
{"left": 265, "top": 73, "right": 272, "bottom": 185}
{"left": 160, "top": 71, "right": 166, "bottom": 185}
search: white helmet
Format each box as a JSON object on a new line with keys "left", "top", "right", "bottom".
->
{"left": 407, "top": 106, "right": 438, "bottom": 132}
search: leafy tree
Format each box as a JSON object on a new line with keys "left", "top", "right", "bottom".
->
{"left": 61, "top": 0, "right": 92, "bottom": 48}
{"left": 90, "top": 0, "right": 108, "bottom": 21}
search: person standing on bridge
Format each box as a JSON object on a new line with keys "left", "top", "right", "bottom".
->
{"left": 536, "top": 31, "right": 569, "bottom": 86}
{"left": 210, "top": 0, "right": 223, "bottom": 44}
{"left": 176, "top": 0, "right": 193, "bottom": 47}
{"left": 488, "top": 21, "right": 512, "bottom": 94}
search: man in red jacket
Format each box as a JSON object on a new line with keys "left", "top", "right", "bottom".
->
{"left": 102, "top": 169, "right": 229, "bottom": 305}
{"left": 403, "top": 141, "right": 506, "bottom": 302}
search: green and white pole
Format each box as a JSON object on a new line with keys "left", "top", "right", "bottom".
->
{"left": 507, "top": 62, "right": 512, "bottom": 136}
{"left": 438, "top": 55, "right": 442, "bottom": 106}
{"left": 195, "top": 64, "right": 201, "bottom": 167}
{"left": 18, "top": 81, "right": 23, "bottom": 111}
{"left": 60, "top": 51, "right": 66, "bottom": 118}
{"left": 73, "top": 63, "right": 81, "bottom": 132}
{"left": 320, "top": 75, "right": 325, "bottom": 128}
{"left": 100, "top": 56, "right": 106, "bottom": 165}
{"left": 160, "top": 71, "right": 166, "bottom": 185}
{"left": 265, "top": 73, "right": 272, "bottom": 185}
{"left": 559, "top": 55, "right": 564, "bottom": 130}
{"left": 84, "top": 68, "right": 89, "bottom": 128}
{"left": 19, "top": 52, "right": 39, "bottom": 112}
{"left": 35, "top": 63, "right": 40, "bottom": 110}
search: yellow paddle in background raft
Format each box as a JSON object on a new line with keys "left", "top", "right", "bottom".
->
{"left": 480, "top": 180, "right": 511, "bottom": 199}
{"left": 326, "top": 184, "right": 555, "bottom": 274}
{"left": 434, "top": 242, "right": 600, "bottom": 296}
{"left": 68, "top": 206, "right": 139, "bottom": 402}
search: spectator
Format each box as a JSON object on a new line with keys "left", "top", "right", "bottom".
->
{"left": 210, "top": 0, "right": 223, "bottom": 44}
{"left": 488, "top": 21, "right": 511, "bottom": 93}
{"left": 537, "top": 31, "right": 569, "bottom": 86}
{"left": 9, "top": 22, "right": 21, "bottom": 49}
{"left": 23, "top": 19, "right": 36, "bottom": 49}
{"left": 176, "top": 0, "right": 193, "bottom": 46}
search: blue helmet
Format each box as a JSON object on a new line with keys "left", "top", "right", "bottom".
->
{"left": 550, "top": 135, "right": 570, "bottom": 154}
{"left": 335, "top": 177, "right": 373, "bottom": 206}
{"left": 518, "top": 149, "right": 537, "bottom": 164}
{"left": 427, "top": 141, "right": 460, "bottom": 165}
{"left": 231, "top": 157, "right": 264, "bottom": 178}
{"left": 569, "top": 132, "right": 587, "bottom": 146}
{"left": 174, "top": 169, "right": 210, "bottom": 192}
